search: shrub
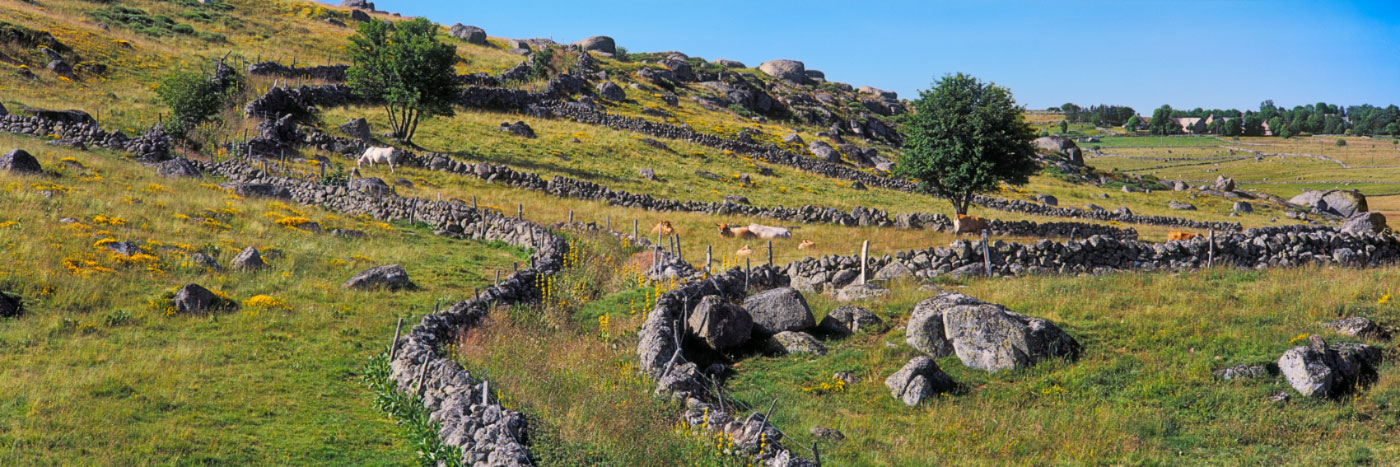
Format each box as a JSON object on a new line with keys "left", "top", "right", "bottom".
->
{"left": 1336, "top": 138, "right": 1347, "bottom": 147}
{"left": 157, "top": 68, "right": 234, "bottom": 139}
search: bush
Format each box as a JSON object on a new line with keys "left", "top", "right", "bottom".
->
{"left": 1336, "top": 138, "right": 1347, "bottom": 147}
{"left": 172, "top": 23, "right": 195, "bottom": 35}
{"left": 156, "top": 65, "right": 238, "bottom": 140}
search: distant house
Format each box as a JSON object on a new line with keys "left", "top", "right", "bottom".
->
{"left": 1174, "top": 117, "right": 1205, "bottom": 134}
{"left": 1261, "top": 120, "right": 1273, "bottom": 136}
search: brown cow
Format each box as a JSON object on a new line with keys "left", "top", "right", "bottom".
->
{"left": 1168, "top": 231, "right": 1198, "bottom": 241}
{"left": 718, "top": 223, "right": 758, "bottom": 239}
{"left": 797, "top": 239, "right": 816, "bottom": 250}
{"left": 735, "top": 245, "right": 754, "bottom": 257}
{"left": 650, "top": 221, "right": 675, "bottom": 236}
{"left": 953, "top": 214, "right": 989, "bottom": 234}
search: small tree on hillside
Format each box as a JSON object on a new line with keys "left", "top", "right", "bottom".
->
{"left": 347, "top": 18, "right": 459, "bottom": 145}
{"left": 894, "top": 73, "right": 1038, "bottom": 215}
{"left": 1059, "top": 120, "right": 1068, "bottom": 134}
{"left": 157, "top": 64, "right": 241, "bottom": 142}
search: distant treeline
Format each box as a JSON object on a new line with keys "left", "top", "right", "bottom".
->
{"left": 1052, "top": 100, "right": 1400, "bottom": 137}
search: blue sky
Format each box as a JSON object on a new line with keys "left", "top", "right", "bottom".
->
{"left": 338, "top": 1, "right": 1400, "bottom": 113}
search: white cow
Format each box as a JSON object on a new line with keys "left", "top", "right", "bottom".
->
{"left": 746, "top": 223, "right": 792, "bottom": 239}
{"left": 357, "top": 146, "right": 403, "bottom": 173}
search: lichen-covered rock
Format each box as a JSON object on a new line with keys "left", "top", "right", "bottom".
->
{"left": 768, "top": 331, "right": 826, "bottom": 355}
{"left": 743, "top": 287, "right": 814, "bottom": 336}
{"left": 816, "top": 305, "right": 884, "bottom": 337}
{"left": 0, "top": 149, "right": 42, "bottom": 174}
{"left": 1278, "top": 335, "right": 1381, "bottom": 398}
{"left": 1213, "top": 363, "right": 1271, "bottom": 380}
{"left": 574, "top": 36, "right": 615, "bottom": 55}
{"left": 833, "top": 283, "right": 890, "bottom": 302}
{"left": 349, "top": 177, "right": 393, "bottom": 196}
{"left": 156, "top": 158, "right": 200, "bottom": 178}
{"left": 936, "top": 292, "right": 1080, "bottom": 372}
{"left": 343, "top": 264, "right": 415, "bottom": 291}
{"left": 884, "top": 356, "right": 955, "bottom": 406}
{"left": 448, "top": 24, "right": 487, "bottom": 45}
{"left": 596, "top": 81, "right": 625, "bottom": 101}
{"left": 1320, "top": 317, "right": 1384, "bottom": 338}
{"left": 758, "top": 59, "right": 806, "bottom": 83}
{"left": 231, "top": 246, "right": 267, "bottom": 271}
{"left": 173, "top": 283, "right": 231, "bottom": 314}
{"left": 686, "top": 295, "right": 752, "bottom": 350}
{"left": 1341, "top": 212, "right": 1387, "bottom": 235}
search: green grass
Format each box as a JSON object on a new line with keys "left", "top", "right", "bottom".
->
{"left": 721, "top": 267, "right": 1400, "bottom": 465}
{"left": 0, "top": 132, "right": 528, "bottom": 464}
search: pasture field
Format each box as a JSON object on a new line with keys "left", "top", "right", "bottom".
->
{"left": 0, "top": 132, "right": 528, "bottom": 464}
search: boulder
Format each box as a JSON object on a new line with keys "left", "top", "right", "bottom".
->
{"left": 715, "top": 59, "right": 746, "bottom": 68}
{"left": 686, "top": 295, "right": 753, "bottom": 350}
{"left": 341, "top": 0, "right": 375, "bottom": 9}
{"left": 884, "top": 356, "right": 956, "bottom": 406}
{"left": 723, "top": 195, "right": 750, "bottom": 205}
{"left": 758, "top": 59, "right": 806, "bottom": 83}
{"left": 639, "top": 168, "right": 656, "bottom": 181}
{"left": 1214, "top": 175, "right": 1236, "bottom": 192}
{"left": 743, "top": 287, "right": 815, "bottom": 336}
{"left": 905, "top": 295, "right": 969, "bottom": 358}
{"left": 1278, "top": 335, "right": 1381, "bottom": 398}
{"left": 1232, "top": 201, "right": 1252, "bottom": 213}
{"left": 340, "top": 117, "right": 371, "bottom": 141}
{"left": 872, "top": 261, "right": 912, "bottom": 281}
{"left": 936, "top": 292, "right": 1080, "bottom": 372}
{"left": 574, "top": 36, "right": 616, "bottom": 55}
{"left": 1035, "top": 194, "right": 1058, "bottom": 206}
{"left": 816, "top": 305, "right": 884, "bottom": 337}
{"left": 173, "top": 283, "right": 228, "bottom": 314}
{"left": 349, "top": 177, "right": 393, "bottom": 196}
{"left": 1289, "top": 190, "right": 1367, "bottom": 217}
{"left": 0, "top": 149, "right": 42, "bottom": 174}
{"left": 1341, "top": 212, "right": 1387, "bottom": 235}
{"left": 343, "top": 264, "right": 415, "bottom": 291}
{"left": 1320, "top": 317, "right": 1384, "bottom": 338}
{"left": 189, "top": 252, "right": 222, "bottom": 272}
{"left": 499, "top": 120, "right": 536, "bottom": 138}
{"left": 24, "top": 108, "right": 95, "bottom": 126}
{"left": 104, "top": 241, "right": 142, "bottom": 257}
{"left": 596, "top": 81, "right": 626, "bottom": 101}
{"left": 230, "top": 247, "right": 267, "bottom": 271}
{"left": 448, "top": 24, "right": 487, "bottom": 45}
{"left": 1168, "top": 200, "right": 1197, "bottom": 211}
{"left": 768, "top": 331, "right": 826, "bottom": 355}
{"left": 156, "top": 158, "right": 200, "bottom": 178}
{"left": 856, "top": 86, "right": 897, "bottom": 100}
{"left": 1032, "top": 135, "right": 1082, "bottom": 165}
{"left": 47, "top": 60, "right": 73, "bottom": 76}
{"left": 833, "top": 283, "right": 891, "bottom": 302}
{"left": 1214, "top": 363, "right": 1271, "bottom": 380}
{"left": 1173, "top": 181, "right": 1188, "bottom": 191}
{"left": 0, "top": 291, "right": 21, "bottom": 318}
{"left": 225, "top": 183, "right": 291, "bottom": 199}
{"left": 809, "top": 141, "right": 841, "bottom": 163}
{"left": 809, "top": 426, "right": 844, "bottom": 442}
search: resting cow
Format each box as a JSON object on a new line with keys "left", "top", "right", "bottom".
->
{"left": 357, "top": 146, "right": 403, "bottom": 173}
{"left": 1168, "top": 231, "right": 1198, "bottom": 241}
{"left": 797, "top": 239, "right": 815, "bottom": 250}
{"left": 735, "top": 245, "right": 753, "bottom": 257}
{"left": 745, "top": 223, "right": 792, "bottom": 239}
{"left": 718, "top": 223, "right": 757, "bottom": 239}
{"left": 953, "top": 214, "right": 989, "bottom": 234}
{"left": 650, "top": 221, "right": 675, "bottom": 236}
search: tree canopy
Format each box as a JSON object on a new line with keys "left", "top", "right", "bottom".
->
{"left": 895, "top": 73, "right": 1038, "bottom": 215}
{"left": 346, "top": 18, "right": 460, "bottom": 145}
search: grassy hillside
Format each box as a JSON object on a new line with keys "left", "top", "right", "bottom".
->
{"left": 0, "top": 132, "right": 529, "bottom": 464}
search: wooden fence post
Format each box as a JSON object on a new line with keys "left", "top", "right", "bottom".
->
{"left": 981, "top": 230, "right": 992, "bottom": 277}
{"left": 568, "top": 210, "right": 574, "bottom": 224}
{"left": 606, "top": 214, "right": 611, "bottom": 230}
{"left": 633, "top": 219, "right": 639, "bottom": 239}
{"left": 472, "top": 195, "right": 478, "bottom": 209}
{"left": 387, "top": 316, "right": 404, "bottom": 360}
{"left": 705, "top": 245, "right": 712, "bottom": 273}
{"left": 1208, "top": 228, "right": 1215, "bottom": 268}
{"left": 517, "top": 204, "right": 523, "bottom": 219}
{"left": 859, "top": 240, "right": 870, "bottom": 285}
{"left": 767, "top": 240, "right": 773, "bottom": 266}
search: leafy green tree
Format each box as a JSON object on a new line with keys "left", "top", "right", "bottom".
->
{"left": 1335, "top": 138, "right": 1347, "bottom": 147}
{"left": 894, "top": 73, "right": 1038, "bottom": 215}
{"left": 1124, "top": 115, "right": 1141, "bottom": 132}
{"left": 157, "top": 68, "right": 237, "bottom": 140}
{"left": 346, "top": 18, "right": 460, "bottom": 145}
{"left": 1059, "top": 120, "right": 1068, "bottom": 134}
{"left": 1148, "top": 105, "right": 1181, "bottom": 135}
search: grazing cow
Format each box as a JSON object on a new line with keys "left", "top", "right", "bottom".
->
{"left": 798, "top": 239, "right": 815, "bottom": 250}
{"left": 650, "top": 221, "right": 675, "bottom": 236}
{"left": 1168, "top": 231, "right": 1198, "bottom": 241}
{"left": 357, "top": 146, "right": 403, "bottom": 173}
{"left": 718, "top": 223, "right": 757, "bottom": 239}
{"left": 735, "top": 245, "right": 753, "bottom": 257}
{"left": 746, "top": 223, "right": 792, "bottom": 239}
{"left": 953, "top": 214, "right": 989, "bottom": 234}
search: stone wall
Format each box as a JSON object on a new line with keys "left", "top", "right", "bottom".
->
{"left": 785, "top": 227, "right": 1400, "bottom": 291}
{"left": 0, "top": 114, "right": 171, "bottom": 161}
{"left": 245, "top": 61, "right": 349, "bottom": 82}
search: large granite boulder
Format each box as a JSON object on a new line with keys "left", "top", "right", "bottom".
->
{"left": 449, "top": 24, "right": 487, "bottom": 45}
{"left": 1032, "top": 135, "right": 1082, "bottom": 165}
{"left": 574, "top": 36, "right": 616, "bottom": 55}
{"left": 1320, "top": 317, "right": 1384, "bottom": 338}
{"left": 809, "top": 141, "right": 841, "bottom": 163}
{"left": 349, "top": 177, "right": 393, "bottom": 196}
{"left": 340, "top": 117, "right": 371, "bottom": 141}
{"left": 1289, "top": 190, "right": 1368, "bottom": 217}
{"left": 884, "top": 356, "right": 956, "bottom": 406}
{"left": 1341, "top": 212, "right": 1387, "bottom": 235}
{"left": 0, "top": 149, "right": 42, "bottom": 174}
{"left": 768, "top": 331, "right": 826, "bottom": 355}
{"left": 156, "top": 158, "right": 200, "bottom": 178}
{"left": 743, "top": 287, "right": 815, "bottom": 336}
{"left": 1278, "top": 335, "right": 1381, "bottom": 398}
{"left": 596, "top": 81, "right": 626, "bottom": 101}
{"left": 758, "top": 59, "right": 806, "bottom": 84}
{"left": 225, "top": 183, "right": 291, "bottom": 199}
{"left": 230, "top": 247, "right": 267, "bottom": 271}
{"left": 930, "top": 292, "right": 1080, "bottom": 372}
{"left": 343, "top": 264, "right": 415, "bottom": 290}
{"left": 816, "top": 305, "right": 884, "bottom": 337}
{"left": 1214, "top": 175, "right": 1236, "bottom": 192}
{"left": 686, "top": 295, "right": 753, "bottom": 350}
{"left": 173, "top": 283, "right": 231, "bottom": 314}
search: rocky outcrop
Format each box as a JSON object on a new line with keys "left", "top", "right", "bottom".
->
{"left": 343, "top": 264, "right": 415, "bottom": 291}
{"left": 686, "top": 295, "right": 753, "bottom": 350}
{"left": 245, "top": 61, "right": 349, "bottom": 82}
{"left": 230, "top": 247, "right": 267, "bottom": 271}
{"left": 0, "top": 149, "right": 42, "bottom": 174}
{"left": 1289, "top": 190, "right": 1368, "bottom": 217}
{"left": 768, "top": 331, "right": 826, "bottom": 355}
{"left": 449, "top": 24, "right": 487, "bottom": 45}
{"left": 1278, "top": 335, "right": 1381, "bottom": 398}
{"left": 816, "top": 305, "right": 883, "bottom": 337}
{"left": 884, "top": 356, "right": 956, "bottom": 406}
{"left": 574, "top": 36, "right": 616, "bottom": 55}
{"left": 1341, "top": 212, "right": 1387, "bottom": 235}
{"left": 937, "top": 293, "right": 1079, "bottom": 372}
{"left": 758, "top": 59, "right": 806, "bottom": 84}
{"left": 742, "top": 287, "right": 815, "bottom": 336}
{"left": 156, "top": 158, "right": 201, "bottom": 178}
{"left": 174, "top": 283, "right": 231, "bottom": 314}
{"left": 1032, "top": 135, "right": 1082, "bottom": 165}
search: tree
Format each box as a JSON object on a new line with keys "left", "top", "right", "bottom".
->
{"left": 346, "top": 18, "right": 460, "bottom": 145}
{"left": 894, "top": 73, "right": 1038, "bottom": 215}
{"left": 1124, "top": 115, "right": 1142, "bottom": 132}
{"left": 1059, "top": 120, "right": 1068, "bottom": 134}
{"left": 157, "top": 67, "right": 239, "bottom": 141}
{"left": 1148, "top": 105, "right": 1181, "bottom": 135}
